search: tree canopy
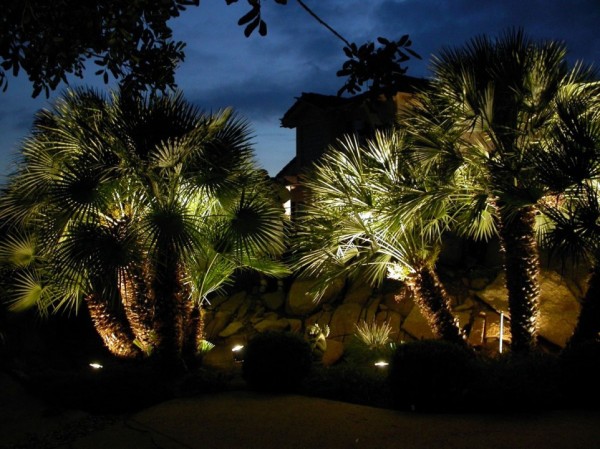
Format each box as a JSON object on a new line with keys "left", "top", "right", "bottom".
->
{"left": 1, "top": 0, "right": 418, "bottom": 99}
{"left": 0, "top": 0, "right": 203, "bottom": 97}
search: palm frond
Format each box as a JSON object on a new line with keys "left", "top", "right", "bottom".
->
{"left": 0, "top": 232, "right": 37, "bottom": 267}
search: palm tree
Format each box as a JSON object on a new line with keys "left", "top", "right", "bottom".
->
{"left": 535, "top": 90, "right": 600, "bottom": 347}
{"left": 401, "top": 29, "right": 595, "bottom": 353}
{"left": 0, "top": 88, "right": 288, "bottom": 367}
{"left": 293, "top": 131, "right": 466, "bottom": 346}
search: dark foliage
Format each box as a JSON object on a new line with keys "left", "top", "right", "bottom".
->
{"left": 227, "top": 0, "right": 288, "bottom": 37}
{"left": 337, "top": 36, "right": 421, "bottom": 96}
{"left": 388, "top": 340, "right": 476, "bottom": 412}
{"left": 304, "top": 363, "right": 391, "bottom": 408}
{"left": 468, "top": 352, "right": 562, "bottom": 412}
{"left": 0, "top": 1, "right": 201, "bottom": 97}
{"left": 559, "top": 341, "right": 600, "bottom": 408}
{"left": 242, "top": 331, "right": 312, "bottom": 393}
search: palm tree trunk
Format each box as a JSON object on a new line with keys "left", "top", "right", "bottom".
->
{"left": 85, "top": 293, "right": 140, "bottom": 358}
{"left": 567, "top": 264, "right": 600, "bottom": 347}
{"left": 410, "top": 264, "right": 467, "bottom": 347}
{"left": 152, "top": 254, "right": 186, "bottom": 370}
{"left": 119, "top": 263, "right": 156, "bottom": 356}
{"left": 498, "top": 205, "right": 540, "bottom": 353}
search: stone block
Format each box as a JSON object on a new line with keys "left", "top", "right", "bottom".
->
{"left": 329, "top": 303, "right": 363, "bottom": 340}
{"left": 218, "top": 321, "right": 245, "bottom": 338}
{"left": 253, "top": 318, "right": 290, "bottom": 333}
{"left": 287, "top": 277, "right": 344, "bottom": 315}
{"left": 218, "top": 291, "right": 247, "bottom": 314}
{"left": 401, "top": 306, "right": 435, "bottom": 340}
{"left": 204, "top": 311, "right": 232, "bottom": 340}
{"left": 261, "top": 290, "right": 285, "bottom": 311}
{"left": 322, "top": 339, "right": 344, "bottom": 366}
{"left": 343, "top": 280, "right": 373, "bottom": 305}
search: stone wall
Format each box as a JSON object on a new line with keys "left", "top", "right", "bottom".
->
{"left": 202, "top": 266, "right": 587, "bottom": 370}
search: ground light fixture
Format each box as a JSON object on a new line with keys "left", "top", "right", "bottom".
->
{"left": 374, "top": 360, "right": 389, "bottom": 368}
{"left": 89, "top": 362, "right": 104, "bottom": 369}
{"left": 232, "top": 344, "right": 245, "bottom": 363}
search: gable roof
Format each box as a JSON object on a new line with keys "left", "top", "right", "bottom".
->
{"left": 280, "top": 76, "right": 429, "bottom": 129}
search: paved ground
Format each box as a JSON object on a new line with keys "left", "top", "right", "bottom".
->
{"left": 60, "top": 392, "right": 600, "bottom": 449}
{"left": 3, "top": 372, "right": 600, "bottom": 449}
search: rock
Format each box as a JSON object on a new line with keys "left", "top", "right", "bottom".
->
{"left": 329, "top": 303, "right": 363, "bottom": 340}
{"left": 237, "top": 298, "right": 252, "bottom": 320}
{"left": 218, "top": 291, "right": 247, "bottom": 314}
{"left": 261, "top": 291, "right": 285, "bottom": 311}
{"left": 322, "top": 339, "right": 344, "bottom": 366}
{"left": 204, "top": 311, "right": 232, "bottom": 340}
{"left": 485, "top": 311, "right": 511, "bottom": 342}
{"left": 202, "top": 344, "right": 238, "bottom": 372}
{"left": 343, "top": 280, "right": 372, "bottom": 305}
{"left": 454, "top": 310, "right": 472, "bottom": 330}
{"left": 476, "top": 269, "right": 581, "bottom": 347}
{"left": 468, "top": 314, "right": 487, "bottom": 346}
{"left": 218, "top": 321, "right": 245, "bottom": 338}
{"left": 382, "top": 288, "right": 414, "bottom": 317}
{"left": 537, "top": 270, "right": 581, "bottom": 347}
{"left": 253, "top": 318, "right": 290, "bottom": 333}
{"left": 454, "top": 298, "right": 475, "bottom": 312}
{"left": 401, "top": 306, "right": 435, "bottom": 340}
{"left": 363, "top": 297, "right": 381, "bottom": 323}
{"left": 207, "top": 295, "right": 229, "bottom": 308}
{"left": 476, "top": 273, "right": 509, "bottom": 314}
{"left": 288, "top": 318, "right": 303, "bottom": 333}
{"left": 287, "top": 277, "right": 344, "bottom": 315}
{"left": 305, "top": 310, "right": 333, "bottom": 333}
{"left": 470, "top": 277, "right": 490, "bottom": 291}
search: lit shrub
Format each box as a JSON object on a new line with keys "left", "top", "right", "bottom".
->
{"left": 242, "top": 331, "right": 313, "bottom": 393}
{"left": 343, "top": 320, "right": 396, "bottom": 366}
{"left": 388, "top": 340, "right": 476, "bottom": 412}
{"left": 355, "top": 320, "right": 393, "bottom": 349}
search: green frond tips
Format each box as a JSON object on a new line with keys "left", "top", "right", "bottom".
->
{"left": 8, "top": 271, "right": 51, "bottom": 314}
{"left": 0, "top": 233, "right": 37, "bottom": 267}
{"left": 219, "top": 192, "right": 286, "bottom": 258}
{"left": 355, "top": 319, "right": 393, "bottom": 349}
{"left": 0, "top": 87, "right": 287, "bottom": 361}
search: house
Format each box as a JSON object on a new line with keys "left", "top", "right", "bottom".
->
{"left": 275, "top": 75, "right": 428, "bottom": 216}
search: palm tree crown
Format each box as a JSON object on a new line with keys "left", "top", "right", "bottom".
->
{"left": 401, "top": 29, "right": 596, "bottom": 352}
{"left": 0, "top": 88, "right": 288, "bottom": 363}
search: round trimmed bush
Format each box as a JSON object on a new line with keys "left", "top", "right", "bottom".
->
{"left": 242, "top": 331, "right": 313, "bottom": 393}
{"left": 388, "top": 340, "right": 476, "bottom": 412}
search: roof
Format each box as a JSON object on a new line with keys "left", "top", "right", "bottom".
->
{"left": 274, "top": 155, "right": 299, "bottom": 181}
{"left": 280, "top": 76, "right": 429, "bottom": 129}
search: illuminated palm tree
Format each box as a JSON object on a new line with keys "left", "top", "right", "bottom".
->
{"left": 0, "top": 88, "right": 287, "bottom": 366}
{"left": 535, "top": 91, "right": 600, "bottom": 347}
{"left": 402, "top": 29, "right": 595, "bottom": 352}
{"left": 294, "top": 131, "right": 466, "bottom": 346}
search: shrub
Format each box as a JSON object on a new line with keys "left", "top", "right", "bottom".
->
{"left": 242, "top": 331, "right": 313, "bottom": 393}
{"left": 304, "top": 363, "right": 391, "bottom": 408}
{"left": 469, "top": 352, "right": 561, "bottom": 412}
{"left": 344, "top": 337, "right": 396, "bottom": 366}
{"left": 354, "top": 320, "right": 393, "bottom": 349}
{"left": 559, "top": 341, "right": 600, "bottom": 409}
{"left": 388, "top": 340, "right": 476, "bottom": 412}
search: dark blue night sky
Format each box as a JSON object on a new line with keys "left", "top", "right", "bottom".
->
{"left": 0, "top": 1, "right": 598, "bottom": 178}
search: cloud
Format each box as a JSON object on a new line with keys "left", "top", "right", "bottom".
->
{"left": 373, "top": 0, "right": 600, "bottom": 76}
